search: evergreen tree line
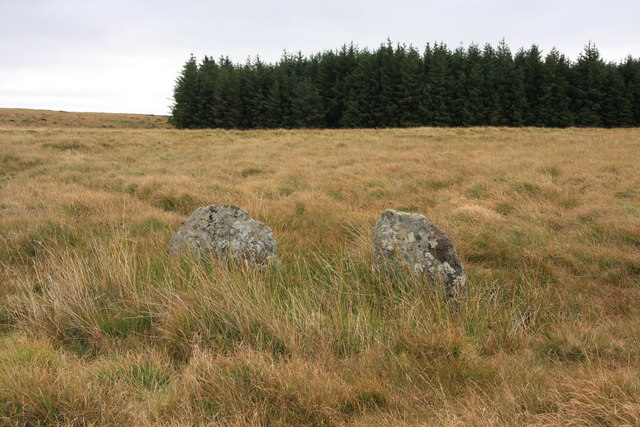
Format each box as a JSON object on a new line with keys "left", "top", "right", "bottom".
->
{"left": 170, "top": 41, "right": 640, "bottom": 129}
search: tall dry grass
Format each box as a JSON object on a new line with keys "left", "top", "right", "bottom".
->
{"left": 1, "top": 122, "right": 639, "bottom": 425}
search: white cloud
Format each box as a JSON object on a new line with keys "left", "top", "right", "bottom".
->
{"left": 1, "top": 0, "right": 639, "bottom": 114}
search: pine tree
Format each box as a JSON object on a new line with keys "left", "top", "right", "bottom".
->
{"left": 212, "top": 57, "right": 242, "bottom": 128}
{"left": 197, "top": 56, "right": 218, "bottom": 128}
{"left": 274, "top": 53, "right": 299, "bottom": 128}
{"left": 517, "top": 45, "right": 545, "bottom": 126}
{"left": 237, "top": 62, "right": 259, "bottom": 129}
{"left": 316, "top": 44, "right": 358, "bottom": 128}
{"left": 447, "top": 45, "right": 470, "bottom": 126}
{"left": 494, "top": 39, "right": 526, "bottom": 126}
{"left": 170, "top": 55, "right": 200, "bottom": 128}
{"left": 335, "top": 44, "right": 359, "bottom": 127}
{"left": 601, "top": 62, "right": 634, "bottom": 127}
{"left": 344, "top": 51, "right": 382, "bottom": 127}
{"left": 572, "top": 42, "right": 606, "bottom": 126}
{"left": 376, "top": 41, "right": 401, "bottom": 127}
{"left": 465, "top": 44, "right": 486, "bottom": 125}
{"left": 317, "top": 50, "right": 340, "bottom": 127}
{"left": 423, "top": 43, "right": 451, "bottom": 126}
{"left": 481, "top": 44, "right": 504, "bottom": 125}
{"left": 246, "top": 57, "right": 273, "bottom": 129}
{"left": 397, "top": 45, "right": 423, "bottom": 127}
{"left": 540, "top": 48, "right": 573, "bottom": 127}
{"left": 620, "top": 56, "right": 640, "bottom": 125}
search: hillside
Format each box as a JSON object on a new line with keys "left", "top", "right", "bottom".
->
{"left": 1, "top": 126, "right": 639, "bottom": 425}
{"left": 0, "top": 108, "right": 171, "bottom": 129}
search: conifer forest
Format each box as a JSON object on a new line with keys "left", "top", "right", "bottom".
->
{"left": 170, "top": 41, "right": 640, "bottom": 129}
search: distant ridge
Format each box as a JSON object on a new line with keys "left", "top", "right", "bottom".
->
{"left": 0, "top": 108, "right": 171, "bottom": 129}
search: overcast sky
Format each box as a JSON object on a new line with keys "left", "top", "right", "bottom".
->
{"left": 1, "top": 0, "right": 639, "bottom": 115}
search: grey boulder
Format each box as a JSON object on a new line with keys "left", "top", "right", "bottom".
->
{"left": 372, "top": 209, "right": 466, "bottom": 297}
{"left": 168, "top": 204, "right": 278, "bottom": 267}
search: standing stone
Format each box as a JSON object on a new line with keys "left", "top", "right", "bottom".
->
{"left": 372, "top": 209, "right": 466, "bottom": 297}
{"left": 168, "top": 204, "right": 278, "bottom": 268}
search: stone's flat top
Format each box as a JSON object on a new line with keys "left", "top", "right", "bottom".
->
{"left": 381, "top": 209, "right": 425, "bottom": 218}
{"left": 378, "top": 209, "right": 434, "bottom": 226}
{"left": 188, "top": 204, "right": 249, "bottom": 220}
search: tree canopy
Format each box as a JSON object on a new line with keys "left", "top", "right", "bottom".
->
{"left": 170, "top": 42, "right": 640, "bottom": 129}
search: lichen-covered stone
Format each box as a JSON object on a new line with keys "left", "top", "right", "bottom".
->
{"left": 372, "top": 209, "right": 466, "bottom": 297}
{"left": 168, "top": 204, "right": 278, "bottom": 267}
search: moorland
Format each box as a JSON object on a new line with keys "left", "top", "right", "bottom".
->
{"left": 1, "top": 109, "right": 639, "bottom": 425}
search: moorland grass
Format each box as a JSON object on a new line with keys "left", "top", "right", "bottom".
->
{"left": 0, "top": 120, "right": 639, "bottom": 425}
{"left": 0, "top": 108, "right": 170, "bottom": 129}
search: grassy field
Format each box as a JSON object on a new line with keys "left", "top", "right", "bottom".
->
{"left": 0, "top": 108, "right": 170, "bottom": 129}
{"left": 1, "top": 112, "right": 639, "bottom": 425}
